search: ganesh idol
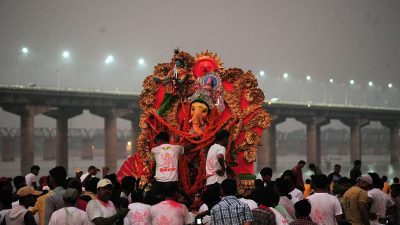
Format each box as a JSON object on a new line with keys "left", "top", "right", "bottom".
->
{"left": 118, "top": 49, "right": 271, "bottom": 196}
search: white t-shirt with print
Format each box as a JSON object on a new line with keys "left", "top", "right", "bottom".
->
{"left": 124, "top": 202, "right": 151, "bottom": 225}
{"left": 151, "top": 144, "right": 184, "bottom": 182}
{"left": 206, "top": 143, "right": 226, "bottom": 185}
{"left": 86, "top": 199, "right": 117, "bottom": 222}
{"left": 149, "top": 200, "right": 193, "bottom": 225}
{"left": 307, "top": 192, "right": 343, "bottom": 225}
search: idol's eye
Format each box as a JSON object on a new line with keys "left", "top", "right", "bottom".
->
{"left": 191, "top": 107, "right": 195, "bottom": 112}
{"left": 202, "top": 109, "right": 207, "bottom": 113}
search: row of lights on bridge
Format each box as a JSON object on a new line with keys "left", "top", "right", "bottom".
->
{"left": 19, "top": 47, "right": 146, "bottom": 66}
{"left": 20, "top": 47, "right": 394, "bottom": 89}
{"left": 259, "top": 71, "right": 394, "bottom": 89}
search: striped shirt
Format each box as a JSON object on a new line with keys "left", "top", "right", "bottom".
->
{"left": 210, "top": 196, "right": 253, "bottom": 225}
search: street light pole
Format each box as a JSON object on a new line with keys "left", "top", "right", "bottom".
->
{"left": 16, "top": 47, "right": 29, "bottom": 85}
{"left": 57, "top": 63, "right": 60, "bottom": 90}
{"left": 300, "top": 80, "right": 304, "bottom": 102}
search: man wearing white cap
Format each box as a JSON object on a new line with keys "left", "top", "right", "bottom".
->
{"left": 342, "top": 174, "right": 372, "bottom": 225}
{"left": 86, "top": 179, "right": 129, "bottom": 225}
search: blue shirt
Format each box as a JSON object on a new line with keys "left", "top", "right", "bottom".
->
{"left": 210, "top": 195, "right": 253, "bottom": 225}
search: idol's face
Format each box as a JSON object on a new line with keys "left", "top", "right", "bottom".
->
{"left": 191, "top": 102, "right": 209, "bottom": 121}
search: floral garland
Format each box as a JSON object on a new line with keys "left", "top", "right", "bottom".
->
{"left": 148, "top": 108, "right": 238, "bottom": 195}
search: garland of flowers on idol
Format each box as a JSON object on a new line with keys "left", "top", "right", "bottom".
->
{"left": 178, "top": 118, "right": 238, "bottom": 195}
{"left": 147, "top": 109, "right": 238, "bottom": 195}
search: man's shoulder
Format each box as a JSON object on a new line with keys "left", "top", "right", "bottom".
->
{"left": 344, "top": 186, "right": 364, "bottom": 196}
{"left": 153, "top": 144, "right": 182, "bottom": 150}
{"left": 87, "top": 199, "right": 99, "bottom": 207}
{"left": 25, "top": 173, "right": 34, "bottom": 178}
{"left": 69, "top": 207, "right": 86, "bottom": 214}
{"left": 222, "top": 196, "right": 248, "bottom": 207}
{"left": 209, "top": 144, "right": 226, "bottom": 154}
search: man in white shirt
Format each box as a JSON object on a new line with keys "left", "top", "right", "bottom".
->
{"left": 368, "top": 172, "right": 394, "bottom": 225}
{"left": 151, "top": 132, "right": 184, "bottom": 191}
{"left": 282, "top": 170, "right": 304, "bottom": 204}
{"left": 80, "top": 165, "right": 100, "bottom": 186}
{"left": 25, "top": 165, "right": 40, "bottom": 189}
{"left": 48, "top": 188, "right": 90, "bottom": 225}
{"left": 124, "top": 190, "right": 151, "bottom": 225}
{"left": 307, "top": 174, "right": 343, "bottom": 225}
{"left": 86, "top": 178, "right": 129, "bottom": 225}
{"left": 206, "top": 130, "right": 230, "bottom": 185}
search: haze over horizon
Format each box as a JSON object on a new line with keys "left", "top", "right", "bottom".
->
{"left": 1, "top": 0, "right": 400, "bottom": 131}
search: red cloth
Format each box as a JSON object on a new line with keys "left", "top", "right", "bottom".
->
{"left": 76, "top": 199, "right": 88, "bottom": 211}
{"left": 292, "top": 165, "right": 304, "bottom": 188}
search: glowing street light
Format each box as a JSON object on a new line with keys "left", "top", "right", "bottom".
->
{"left": 62, "top": 51, "right": 70, "bottom": 59}
{"left": 327, "top": 78, "right": 334, "bottom": 104}
{"left": 306, "top": 75, "right": 311, "bottom": 81}
{"left": 346, "top": 80, "right": 355, "bottom": 105}
{"left": 21, "top": 47, "right": 29, "bottom": 54}
{"left": 259, "top": 70, "right": 265, "bottom": 76}
{"left": 388, "top": 83, "right": 393, "bottom": 88}
{"left": 138, "top": 58, "right": 145, "bottom": 65}
{"left": 57, "top": 50, "right": 72, "bottom": 89}
{"left": 105, "top": 55, "right": 114, "bottom": 64}
{"left": 283, "top": 73, "right": 289, "bottom": 79}
{"left": 368, "top": 81, "right": 373, "bottom": 87}
{"left": 17, "top": 47, "right": 30, "bottom": 85}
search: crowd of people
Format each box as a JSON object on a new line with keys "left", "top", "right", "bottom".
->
{"left": 1, "top": 130, "right": 400, "bottom": 225}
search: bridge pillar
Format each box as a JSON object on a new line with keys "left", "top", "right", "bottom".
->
{"left": 2, "top": 138, "right": 15, "bottom": 161}
{"left": 45, "top": 109, "right": 82, "bottom": 171}
{"left": 3, "top": 105, "right": 49, "bottom": 175}
{"left": 118, "top": 140, "right": 127, "bottom": 158}
{"left": 257, "top": 114, "right": 286, "bottom": 172}
{"left": 121, "top": 109, "right": 142, "bottom": 156}
{"left": 130, "top": 114, "right": 141, "bottom": 155}
{"left": 297, "top": 116, "right": 330, "bottom": 167}
{"left": 341, "top": 118, "right": 369, "bottom": 163}
{"left": 43, "top": 138, "right": 56, "bottom": 160}
{"left": 81, "top": 138, "right": 94, "bottom": 159}
{"left": 381, "top": 121, "right": 400, "bottom": 164}
{"left": 91, "top": 108, "right": 133, "bottom": 173}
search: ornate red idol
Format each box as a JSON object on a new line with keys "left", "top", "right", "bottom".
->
{"left": 118, "top": 49, "right": 271, "bottom": 195}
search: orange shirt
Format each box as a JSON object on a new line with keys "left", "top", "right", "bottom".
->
{"left": 383, "top": 182, "right": 390, "bottom": 194}
{"left": 29, "top": 191, "right": 53, "bottom": 225}
{"left": 303, "top": 183, "right": 312, "bottom": 197}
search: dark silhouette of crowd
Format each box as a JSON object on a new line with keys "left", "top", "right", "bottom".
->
{"left": 1, "top": 158, "right": 400, "bottom": 225}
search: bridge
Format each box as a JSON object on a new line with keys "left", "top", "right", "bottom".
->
{"left": 1, "top": 85, "right": 400, "bottom": 174}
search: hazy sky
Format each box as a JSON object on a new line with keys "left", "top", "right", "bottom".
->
{"left": 1, "top": 0, "right": 399, "bottom": 129}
